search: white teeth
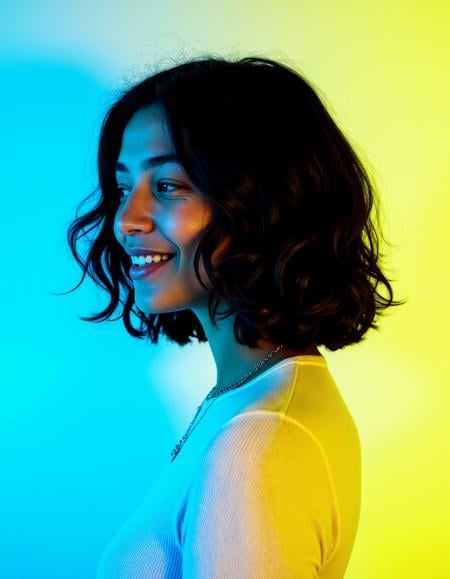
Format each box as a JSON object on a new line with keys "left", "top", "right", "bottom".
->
{"left": 131, "top": 254, "right": 172, "bottom": 266}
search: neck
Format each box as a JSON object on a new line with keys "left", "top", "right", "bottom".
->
{"left": 191, "top": 301, "right": 320, "bottom": 391}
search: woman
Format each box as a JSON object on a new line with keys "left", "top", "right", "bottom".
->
{"left": 64, "top": 55, "right": 404, "bottom": 578}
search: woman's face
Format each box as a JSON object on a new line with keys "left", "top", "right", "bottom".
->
{"left": 113, "top": 103, "right": 216, "bottom": 315}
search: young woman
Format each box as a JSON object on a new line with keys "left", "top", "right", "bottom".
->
{"left": 65, "top": 55, "right": 404, "bottom": 578}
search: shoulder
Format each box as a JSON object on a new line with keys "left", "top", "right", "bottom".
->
{"left": 194, "top": 410, "right": 339, "bottom": 506}
{"left": 182, "top": 411, "right": 342, "bottom": 570}
{"left": 204, "top": 410, "right": 329, "bottom": 460}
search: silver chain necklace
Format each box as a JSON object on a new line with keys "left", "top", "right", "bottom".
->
{"left": 170, "top": 344, "right": 286, "bottom": 462}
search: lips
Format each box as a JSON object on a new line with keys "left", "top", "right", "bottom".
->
{"left": 126, "top": 247, "right": 176, "bottom": 257}
{"left": 129, "top": 255, "right": 175, "bottom": 281}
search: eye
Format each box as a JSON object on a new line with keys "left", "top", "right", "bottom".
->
{"left": 116, "top": 181, "right": 181, "bottom": 201}
{"left": 116, "top": 186, "right": 128, "bottom": 200}
{"left": 156, "top": 181, "right": 180, "bottom": 194}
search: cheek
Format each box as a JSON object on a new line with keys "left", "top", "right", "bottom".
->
{"left": 168, "top": 204, "right": 214, "bottom": 251}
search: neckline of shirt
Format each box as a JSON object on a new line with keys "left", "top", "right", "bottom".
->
{"left": 248, "top": 353, "right": 326, "bottom": 381}
{"left": 213, "top": 354, "right": 327, "bottom": 402}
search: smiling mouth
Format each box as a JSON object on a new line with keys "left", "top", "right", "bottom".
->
{"left": 129, "top": 255, "right": 175, "bottom": 280}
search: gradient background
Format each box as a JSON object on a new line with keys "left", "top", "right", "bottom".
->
{"left": 1, "top": 1, "right": 449, "bottom": 577}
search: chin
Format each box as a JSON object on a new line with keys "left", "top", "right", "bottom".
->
{"left": 135, "top": 300, "right": 182, "bottom": 316}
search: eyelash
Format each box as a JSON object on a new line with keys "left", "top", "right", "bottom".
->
{"left": 116, "top": 181, "right": 180, "bottom": 200}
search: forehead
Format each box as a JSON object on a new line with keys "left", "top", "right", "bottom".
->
{"left": 119, "top": 103, "right": 173, "bottom": 157}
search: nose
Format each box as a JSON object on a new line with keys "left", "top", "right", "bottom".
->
{"left": 114, "top": 179, "right": 156, "bottom": 237}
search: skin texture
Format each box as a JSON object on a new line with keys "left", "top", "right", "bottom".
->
{"left": 113, "top": 103, "right": 320, "bottom": 389}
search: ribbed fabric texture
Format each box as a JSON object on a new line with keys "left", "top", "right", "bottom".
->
{"left": 97, "top": 355, "right": 361, "bottom": 578}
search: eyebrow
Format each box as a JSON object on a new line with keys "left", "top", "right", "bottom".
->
{"left": 115, "top": 154, "right": 181, "bottom": 173}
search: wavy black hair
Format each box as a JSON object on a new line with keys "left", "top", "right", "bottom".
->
{"left": 58, "top": 54, "right": 406, "bottom": 350}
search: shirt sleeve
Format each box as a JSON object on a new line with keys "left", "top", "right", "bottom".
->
{"left": 181, "top": 411, "right": 341, "bottom": 579}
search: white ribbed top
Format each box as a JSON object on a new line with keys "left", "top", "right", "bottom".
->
{"left": 97, "top": 355, "right": 361, "bottom": 578}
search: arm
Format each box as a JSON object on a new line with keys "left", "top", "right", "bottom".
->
{"left": 181, "top": 411, "right": 341, "bottom": 578}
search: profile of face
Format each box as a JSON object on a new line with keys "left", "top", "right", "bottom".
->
{"left": 113, "top": 103, "right": 217, "bottom": 316}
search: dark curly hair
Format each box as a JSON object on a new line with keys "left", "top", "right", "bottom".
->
{"left": 57, "top": 54, "right": 406, "bottom": 351}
